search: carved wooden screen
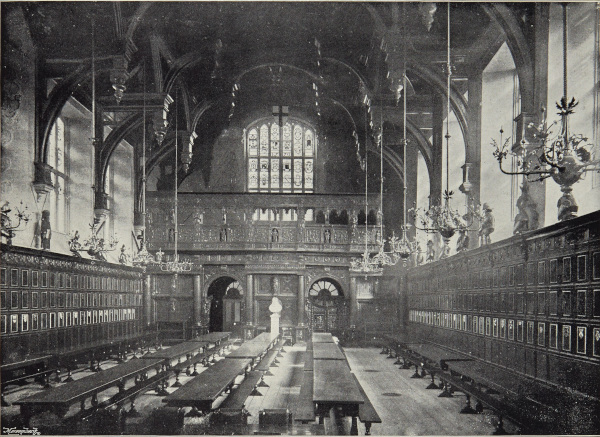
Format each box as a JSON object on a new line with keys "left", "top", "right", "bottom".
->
{"left": 307, "top": 279, "right": 348, "bottom": 333}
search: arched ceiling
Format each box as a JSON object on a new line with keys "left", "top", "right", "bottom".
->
{"left": 19, "top": 1, "right": 533, "bottom": 186}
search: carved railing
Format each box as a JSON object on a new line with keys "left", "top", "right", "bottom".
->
{"left": 146, "top": 192, "right": 383, "bottom": 253}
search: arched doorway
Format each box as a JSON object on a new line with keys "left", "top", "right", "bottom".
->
{"left": 307, "top": 278, "right": 348, "bottom": 334}
{"left": 207, "top": 277, "right": 243, "bottom": 334}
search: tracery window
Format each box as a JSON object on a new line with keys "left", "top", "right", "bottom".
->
{"left": 246, "top": 118, "right": 315, "bottom": 193}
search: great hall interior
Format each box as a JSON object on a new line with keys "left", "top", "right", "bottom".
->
{"left": 1, "top": 2, "right": 599, "bottom": 435}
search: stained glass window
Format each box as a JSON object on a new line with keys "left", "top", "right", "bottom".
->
{"left": 246, "top": 118, "right": 316, "bottom": 193}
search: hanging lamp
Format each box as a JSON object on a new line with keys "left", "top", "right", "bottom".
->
{"left": 390, "top": 3, "right": 417, "bottom": 265}
{"left": 159, "top": 88, "right": 192, "bottom": 276}
{"left": 350, "top": 106, "right": 383, "bottom": 276}
{"left": 491, "top": 3, "right": 599, "bottom": 222}
{"left": 409, "top": 3, "right": 482, "bottom": 258}
{"left": 133, "top": 63, "right": 157, "bottom": 266}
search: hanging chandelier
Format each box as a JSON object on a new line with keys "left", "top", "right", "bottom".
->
{"left": 350, "top": 108, "right": 383, "bottom": 276}
{"left": 159, "top": 87, "right": 192, "bottom": 274}
{"left": 370, "top": 99, "right": 399, "bottom": 268}
{"left": 69, "top": 18, "right": 118, "bottom": 262}
{"left": 408, "top": 3, "right": 482, "bottom": 259}
{"left": 133, "top": 64, "right": 158, "bottom": 267}
{"left": 389, "top": 6, "right": 417, "bottom": 266}
{"left": 491, "top": 4, "right": 599, "bottom": 222}
{"left": 69, "top": 223, "right": 119, "bottom": 262}
{"left": 1, "top": 201, "right": 30, "bottom": 246}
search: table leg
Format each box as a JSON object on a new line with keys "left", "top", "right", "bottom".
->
{"left": 426, "top": 374, "right": 439, "bottom": 389}
{"left": 493, "top": 415, "right": 508, "bottom": 435}
{"left": 350, "top": 416, "right": 359, "bottom": 435}
{"left": 129, "top": 395, "right": 141, "bottom": 418}
{"left": 460, "top": 394, "right": 477, "bottom": 414}
{"left": 172, "top": 369, "right": 182, "bottom": 387}
{"left": 410, "top": 365, "right": 423, "bottom": 379}
{"left": 438, "top": 381, "right": 453, "bottom": 398}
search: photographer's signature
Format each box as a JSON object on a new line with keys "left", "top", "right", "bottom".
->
{"left": 2, "top": 427, "right": 41, "bottom": 436}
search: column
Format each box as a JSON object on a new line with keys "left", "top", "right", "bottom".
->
{"left": 143, "top": 274, "right": 152, "bottom": 327}
{"left": 244, "top": 274, "right": 254, "bottom": 339}
{"left": 430, "top": 93, "right": 444, "bottom": 207}
{"left": 349, "top": 277, "right": 358, "bottom": 328}
{"left": 463, "top": 71, "right": 483, "bottom": 248}
{"left": 405, "top": 140, "right": 419, "bottom": 240}
{"left": 296, "top": 274, "right": 307, "bottom": 342}
{"left": 193, "top": 275, "right": 202, "bottom": 331}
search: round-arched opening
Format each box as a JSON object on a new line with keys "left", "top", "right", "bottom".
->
{"left": 307, "top": 278, "right": 347, "bottom": 334}
{"left": 207, "top": 277, "right": 243, "bottom": 333}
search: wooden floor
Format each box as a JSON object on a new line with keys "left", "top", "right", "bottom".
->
{"left": 2, "top": 344, "right": 517, "bottom": 435}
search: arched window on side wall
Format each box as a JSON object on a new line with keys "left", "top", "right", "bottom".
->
{"left": 47, "top": 117, "right": 69, "bottom": 234}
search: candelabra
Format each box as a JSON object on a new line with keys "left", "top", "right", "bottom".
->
{"left": 491, "top": 4, "right": 600, "bottom": 222}
{"left": 409, "top": 4, "right": 485, "bottom": 259}
{"left": 350, "top": 95, "right": 383, "bottom": 276}
{"left": 350, "top": 251, "right": 383, "bottom": 276}
{"left": 389, "top": 226, "right": 417, "bottom": 266}
{"left": 492, "top": 100, "right": 599, "bottom": 222}
{"left": 157, "top": 87, "right": 193, "bottom": 275}
{"left": 69, "top": 223, "right": 119, "bottom": 262}
{"left": 1, "top": 201, "right": 30, "bottom": 246}
{"left": 409, "top": 190, "right": 482, "bottom": 259}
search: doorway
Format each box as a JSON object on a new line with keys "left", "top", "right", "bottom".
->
{"left": 207, "top": 277, "right": 243, "bottom": 334}
{"left": 307, "top": 278, "right": 348, "bottom": 334}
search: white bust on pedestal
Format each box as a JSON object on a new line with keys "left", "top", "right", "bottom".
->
{"left": 269, "top": 296, "right": 282, "bottom": 340}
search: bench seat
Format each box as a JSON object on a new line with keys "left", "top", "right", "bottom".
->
{"left": 351, "top": 374, "right": 381, "bottom": 425}
{"left": 293, "top": 370, "right": 315, "bottom": 423}
{"left": 254, "top": 339, "right": 284, "bottom": 372}
{"left": 218, "top": 370, "right": 263, "bottom": 410}
{"left": 406, "top": 343, "right": 473, "bottom": 370}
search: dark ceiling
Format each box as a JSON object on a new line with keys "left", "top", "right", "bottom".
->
{"left": 10, "top": 2, "right": 530, "bottom": 179}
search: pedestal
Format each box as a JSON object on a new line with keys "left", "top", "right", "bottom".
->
{"left": 270, "top": 314, "right": 280, "bottom": 341}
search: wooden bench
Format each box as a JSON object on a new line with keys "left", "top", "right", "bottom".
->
{"left": 163, "top": 357, "right": 251, "bottom": 413}
{"left": 217, "top": 370, "right": 263, "bottom": 410}
{"left": 192, "top": 331, "right": 231, "bottom": 347}
{"left": 406, "top": 343, "right": 473, "bottom": 372}
{"left": 444, "top": 359, "right": 556, "bottom": 433}
{"left": 15, "top": 358, "right": 163, "bottom": 425}
{"left": 171, "top": 340, "right": 235, "bottom": 379}
{"left": 1, "top": 355, "right": 55, "bottom": 405}
{"left": 351, "top": 374, "right": 381, "bottom": 435}
{"left": 433, "top": 367, "right": 534, "bottom": 433}
{"left": 293, "top": 370, "right": 315, "bottom": 423}
{"left": 254, "top": 339, "right": 285, "bottom": 372}
{"left": 303, "top": 349, "right": 314, "bottom": 371}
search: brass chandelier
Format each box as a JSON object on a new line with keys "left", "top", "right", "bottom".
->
{"left": 409, "top": 3, "right": 482, "bottom": 258}
{"left": 491, "top": 4, "right": 599, "bottom": 222}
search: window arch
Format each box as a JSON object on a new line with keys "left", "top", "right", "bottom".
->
{"left": 246, "top": 118, "right": 316, "bottom": 193}
{"left": 309, "top": 279, "right": 343, "bottom": 299}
